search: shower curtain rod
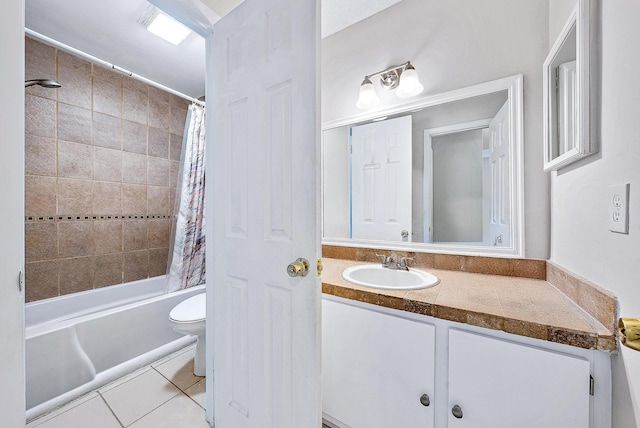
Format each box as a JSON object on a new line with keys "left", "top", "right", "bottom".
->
{"left": 25, "top": 28, "right": 206, "bottom": 107}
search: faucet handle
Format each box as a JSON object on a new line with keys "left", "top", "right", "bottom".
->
{"left": 375, "top": 253, "right": 389, "bottom": 264}
{"left": 399, "top": 257, "right": 415, "bottom": 268}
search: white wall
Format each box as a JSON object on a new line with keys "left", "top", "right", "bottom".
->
{"left": 0, "top": 0, "right": 26, "bottom": 426}
{"left": 549, "top": 1, "right": 640, "bottom": 426}
{"left": 549, "top": 0, "right": 579, "bottom": 48}
{"left": 432, "top": 129, "right": 483, "bottom": 242}
{"left": 322, "top": 0, "right": 550, "bottom": 258}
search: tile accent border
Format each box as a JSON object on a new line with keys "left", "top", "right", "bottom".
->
{"left": 26, "top": 214, "right": 175, "bottom": 222}
{"left": 322, "top": 245, "right": 547, "bottom": 280}
{"left": 546, "top": 261, "right": 619, "bottom": 334}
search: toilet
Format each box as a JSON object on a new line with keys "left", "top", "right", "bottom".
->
{"left": 169, "top": 293, "right": 206, "bottom": 376}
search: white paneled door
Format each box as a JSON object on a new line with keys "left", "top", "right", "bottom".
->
{"left": 351, "top": 115, "right": 413, "bottom": 242}
{"left": 207, "top": 0, "right": 320, "bottom": 427}
{"left": 488, "top": 101, "right": 510, "bottom": 247}
{"left": 0, "top": 0, "right": 26, "bottom": 426}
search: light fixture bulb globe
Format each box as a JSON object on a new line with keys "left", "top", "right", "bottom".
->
{"left": 356, "top": 79, "right": 381, "bottom": 109}
{"left": 396, "top": 67, "right": 424, "bottom": 98}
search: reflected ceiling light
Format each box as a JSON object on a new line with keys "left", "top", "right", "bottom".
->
{"left": 144, "top": 9, "right": 192, "bottom": 46}
{"left": 372, "top": 116, "right": 388, "bottom": 122}
{"left": 356, "top": 61, "right": 424, "bottom": 109}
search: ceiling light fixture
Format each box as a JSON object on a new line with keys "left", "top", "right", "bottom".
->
{"left": 145, "top": 10, "right": 192, "bottom": 46}
{"left": 356, "top": 61, "right": 424, "bottom": 109}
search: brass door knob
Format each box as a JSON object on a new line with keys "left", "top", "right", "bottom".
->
{"left": 287, "top": 258, "right": 310, "bottom": 277}
{"left": 619, "top": 318, "right": 640, "bottom": 351}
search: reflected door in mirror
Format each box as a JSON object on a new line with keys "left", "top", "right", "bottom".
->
{"left": 351, "top": 115, "right": 412, "bottom": 242}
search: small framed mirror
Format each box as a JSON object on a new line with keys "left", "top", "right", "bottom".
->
{"left": 543, "top": 0, "right": 597, "bottom": 171}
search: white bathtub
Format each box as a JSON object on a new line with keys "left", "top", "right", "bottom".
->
{"left": 25, "top": 276, "right": 205, "bottom": 420}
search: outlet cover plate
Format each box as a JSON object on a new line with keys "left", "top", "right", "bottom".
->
{"left": 608, "top": 183, "right": 630, "bottom": 234}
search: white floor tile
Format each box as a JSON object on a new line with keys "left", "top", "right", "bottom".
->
{"left": 184, "top": 379, "right": 205, "bottom": 408}
{"left": 100, "top": 369, "right": 180, "bottom": 426}
{"left": 128, "top": 394, "right": 209, "bottom": 428}
{"left": 26, "top": 396, "right": 121, "bottom": 428}
{"left": 153, "top": 347, "right": 203, "bottom": 391}
{"left": 98, "top": 366, "right": 153, "bottom": 394}
{"left": 26, "top": 392, "right": 101, "bottom": 427}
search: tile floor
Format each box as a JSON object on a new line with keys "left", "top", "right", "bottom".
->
{"left": 26, "top": 344, "right": 333, "bottom": 428}
{"left": 26, "top": 345, "right": 207, "bottom": 428}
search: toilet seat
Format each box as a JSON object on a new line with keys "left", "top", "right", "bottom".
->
{"left": 169, "top": 293, "right": 206, "bottom": 324}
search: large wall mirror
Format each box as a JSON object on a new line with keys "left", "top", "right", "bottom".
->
{"left": 543, "top": 0, "right": 597, "bottom": 171}
{"left": 322, "top": 75, "right": 524, "bottom": 257}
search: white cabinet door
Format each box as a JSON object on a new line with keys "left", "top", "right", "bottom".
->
{"left": 323, "top": 299, "right": 435, "bottom": 428}
{"left": 448, "top": 329, "right": 590, "bottom": 428}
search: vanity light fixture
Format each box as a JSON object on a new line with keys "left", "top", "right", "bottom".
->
{"left": 356, "top": 61, "right": 424, "bottom": 109}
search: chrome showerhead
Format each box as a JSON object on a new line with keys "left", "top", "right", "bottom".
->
{"left": 25, "top": 79, "right": 62, "bottom": 89}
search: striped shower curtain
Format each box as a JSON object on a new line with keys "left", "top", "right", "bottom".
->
{"left": 166, "top": 104, "right": 206, "bottom": 292}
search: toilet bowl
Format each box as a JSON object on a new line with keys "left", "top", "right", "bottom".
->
{"left": 169, "top": 293, "right": 206, "bottom": 376}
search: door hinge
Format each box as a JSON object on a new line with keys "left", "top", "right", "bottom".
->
{"left": 589, "top": 375, "right": 594, "bottom": 396}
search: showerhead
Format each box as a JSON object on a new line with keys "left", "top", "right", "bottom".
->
{"left": 25, "top": 79, "right": 62, "bottom": 89}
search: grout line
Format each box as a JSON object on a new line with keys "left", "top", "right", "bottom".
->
{"left": 151, "top": 365, "right": 200, "bottom": 393}
{"left": 152, "top": 365, "right": 204, "bottom": 408}
{"left": 115, "top": 391, "right": 182, "bottom": 427}
{"left": 183, "top": 387, "right": 205, "bottom": 410}
{"left": 107, "top": 369, "right": 183, "bottom": 427}
{"left": 98, "top": 392, "right": 126, "bottom": 428}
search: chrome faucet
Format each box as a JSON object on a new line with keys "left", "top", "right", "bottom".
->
{"left": 376, "top": 254, "right": 414, "bottom": 271}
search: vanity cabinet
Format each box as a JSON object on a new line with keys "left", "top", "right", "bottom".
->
{"left": 323, "top": 296, "right": 600, "bottom": 428}
{"left": 322, "top": 298, "right": 436, "bottom": 428}
{"left": 448, "top": 329, "right": 590, "bottom": 427}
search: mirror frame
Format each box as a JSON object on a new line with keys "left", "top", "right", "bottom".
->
{"left": 322, "top": 74, "right": 525, "bottom": 257}
{"left": 543, "top": 0, "right": 597, "bottom": 171}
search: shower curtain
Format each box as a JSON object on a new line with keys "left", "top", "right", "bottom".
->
{"left": 166, "top": 104, "right": 206, "bottom": 292}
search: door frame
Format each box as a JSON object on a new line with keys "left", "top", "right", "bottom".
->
{"left": 0, "top": 0, "right": 26, "bottom": 426}
{"left": 423, "top": 119, "right": 491, "bottom": 243}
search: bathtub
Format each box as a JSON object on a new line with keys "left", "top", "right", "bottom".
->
{"left": 25, "top": 276, "right": 205, "bottom": 420}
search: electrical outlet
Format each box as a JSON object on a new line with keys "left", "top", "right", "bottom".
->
{"left": 608, "top": 184, "right": 630, "bottom": 234}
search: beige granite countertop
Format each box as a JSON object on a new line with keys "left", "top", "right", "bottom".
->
{"left": 322, "top": 258, "right": 616, "bottom": 352}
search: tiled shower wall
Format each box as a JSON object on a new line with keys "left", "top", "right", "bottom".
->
{"left": 24, "top": 36, "right": 190, "bottom": 302}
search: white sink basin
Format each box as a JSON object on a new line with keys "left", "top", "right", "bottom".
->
{"left": 342, "top": 264, "right": 440, "bottom": 291}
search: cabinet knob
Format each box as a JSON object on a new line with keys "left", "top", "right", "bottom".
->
{"left": 419, "top": 393, "right": 430, "bottom": 407}
{"left": 451, "top": 404, "right": 463, "bottom": 419}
